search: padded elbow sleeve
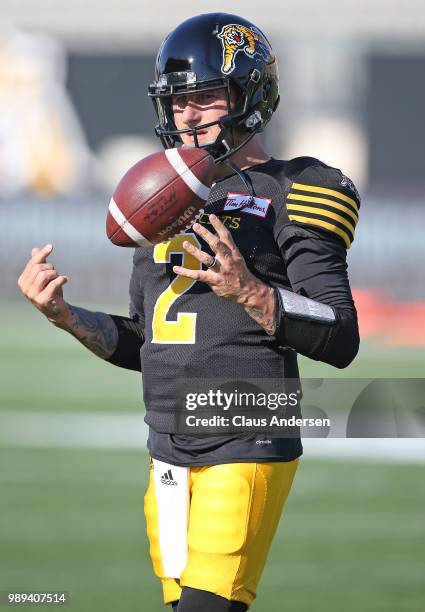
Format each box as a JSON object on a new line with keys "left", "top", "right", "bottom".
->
{"left": 274, "top": 287, "right": 336, "bottom": 359}
{"left": 274, "top": 288, "right": 359, "bottom": 367}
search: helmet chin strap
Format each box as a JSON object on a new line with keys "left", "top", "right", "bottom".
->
{"left": 205, "top": 126, "right": 259, "bottom": 163}
{"left": 224, "top": 158, "right": 255, "bottom": 204}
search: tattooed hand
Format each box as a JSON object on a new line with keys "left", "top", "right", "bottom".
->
{"left": 18, "top": 244, "right": 70, "bottom": 324}
{"left": 173, "top": 214, "right": 276, "bottom": 334}
{"left": 18, "top": 244, "right": 118, "bottom": 359}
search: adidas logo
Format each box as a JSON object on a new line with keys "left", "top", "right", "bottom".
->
{"left": 160, "top": 469, "right": 178, "bottom": 486}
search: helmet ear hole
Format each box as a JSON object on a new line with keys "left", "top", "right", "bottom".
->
{"left": 262, "top": 81, "right": 271, "bottom": 101}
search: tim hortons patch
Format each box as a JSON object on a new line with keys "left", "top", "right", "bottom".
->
{"left": 223, "top": 193, "right": 272, "bottom": 218}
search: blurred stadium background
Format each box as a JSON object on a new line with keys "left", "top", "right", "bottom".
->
{"left": 0, "top": 1, "right": 424, "bottom": 611}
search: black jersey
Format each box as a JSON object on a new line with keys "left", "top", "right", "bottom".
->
{"left": 108, "top": 156, "right": 360, "bottom": 465}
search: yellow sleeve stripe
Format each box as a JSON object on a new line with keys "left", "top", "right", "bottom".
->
{"left": 287, "top": 193, "right": 359, "bottom": 224}
{"left": 287, "top": 204, "right": 356, "bottom": 235}
{"left": 291, "top": 182, "right": 359, "bottom": 211}
{"left": 287, "top": 215, "right": 351, "bottom": 248}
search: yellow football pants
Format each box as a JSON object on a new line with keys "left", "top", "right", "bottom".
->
{"left": 144, "top": 458, "right": 299, "bottom": 607}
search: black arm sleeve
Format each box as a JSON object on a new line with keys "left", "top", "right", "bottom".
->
{"left": 276, "top": 224, "right": 360, "bottom": 368}
{"left": 104, "top": 314, "right": 145, "bottom": 371}
{"left": 104, "top": 250, "right": 146, "bottom": 372}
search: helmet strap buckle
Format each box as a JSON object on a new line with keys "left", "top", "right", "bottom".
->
{"left": 249, "top": 68, "right": 261, "bottom": 84}
{"left": 244, "top": 110, "right": 262, "bottom": 131}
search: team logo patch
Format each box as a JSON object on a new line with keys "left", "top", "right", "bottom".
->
{"left": 223, "top": 193, "right": 271, "bottom": 218}
{"left": 340, "top": 174, "right": 361, "bottom": 201}
{"left": 217, "top": 24, "right": 269, "bottom": 74}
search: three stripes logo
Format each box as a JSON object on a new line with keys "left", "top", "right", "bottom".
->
{"left": 286, "top": 181, "right": 360, "bottom": 249}
{"left": 161, "top": 469, "right": 178, "bottom": 486}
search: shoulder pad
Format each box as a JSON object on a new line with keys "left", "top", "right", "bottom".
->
{"left": 285, "top": 158, "right": 360, "bottom": 248}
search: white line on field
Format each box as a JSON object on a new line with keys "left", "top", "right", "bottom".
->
{"left": 302, "top": 438, "right": 425, "bottom": 463}
{"left": 0, "top": 411, "right": 147, "bottom": 449}
{"left": 0, "top": 411, "right": 424, "bottom": 463}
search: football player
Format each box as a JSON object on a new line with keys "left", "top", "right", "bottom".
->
{"left": 18, "top": 13, "right": 360, "bottom": 612}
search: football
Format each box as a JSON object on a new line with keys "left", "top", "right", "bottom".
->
{"left": 106, "top": 147, "right": 215, "bottom": 247}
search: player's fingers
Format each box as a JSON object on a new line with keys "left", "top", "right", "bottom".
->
{"left": 37, "top": 275, "right": 68, "bottom": 303}
{"left": 19, "top": 262, "right": 55, "bottom": 293}
{"left": 182, "top": 240, "right": 215, "bottom": 267}
{"left": 29, "top": 263, "right": 55, "bottom": 278}
{"left": 208, "top": 214, "right": 235, "bottom": 247}
{"left": 31, "top": 243, "right": 53, "bottom": 264}
{"left": 215, "top": 240, "right": 234, "bottom": 260}
{"left": 191, "top": 220, "right": 236, "bottom": 262}
{"left": 191, "top": 222, "right": 220, "bottom": 252}
{"left": 26, "top": 269, "right": 59, "bottom": 299}
{"left": 21, "top": 244, "right": 54, "bottom": 281}
{"left": 173, "top": 265, "right": 209, "bottom": 283}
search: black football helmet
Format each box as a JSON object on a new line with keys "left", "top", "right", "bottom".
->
{"left": 148, "top": 13, "right": 279, "bottom": 162}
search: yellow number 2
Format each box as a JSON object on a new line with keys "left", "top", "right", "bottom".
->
{"left": 152, "top": 234, "right": 202, "bottom": 344}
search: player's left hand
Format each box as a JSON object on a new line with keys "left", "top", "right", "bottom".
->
{"left": 173, "top": 214, "right": 259, "bottom": 304}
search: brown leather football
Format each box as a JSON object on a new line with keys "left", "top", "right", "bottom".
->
{"left": 106, "top": 147, "right": 215, "bottom": 247}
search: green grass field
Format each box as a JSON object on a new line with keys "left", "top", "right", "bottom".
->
{"left": 1, "top": 303, "right": 424, "bottom": 611}
{"left": 1, "top": 450, "right": 424, "bottom": 612}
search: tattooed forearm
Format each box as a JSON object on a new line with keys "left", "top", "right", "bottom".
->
{"left": 246, "top": 307, "right": 275, "bottom": 335}
{"left": 242, "top": 283, "right": 276, "bottom": 335}
{"left": 53, "top": 305, "right": 119, "bottom": 359}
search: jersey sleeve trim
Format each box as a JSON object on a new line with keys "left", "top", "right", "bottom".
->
{"left": 287, "top": 193, "right": 359, "bottom": 224}
{"left": 286, "top": 181, "right": 359, "bottom": 248}
{"left": 285, "top": 214, "right": 352, "bottom": 248}
{"left": 291, "top": 182, "right": 359, "bottom": 212}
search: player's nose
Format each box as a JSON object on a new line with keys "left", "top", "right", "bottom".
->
{"left": 181, "top": 102, "right": 202, "bottom": 127}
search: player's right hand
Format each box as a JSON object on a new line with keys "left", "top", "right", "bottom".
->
{"left": 17, "top": 244, "right": 71, "bottom": 324}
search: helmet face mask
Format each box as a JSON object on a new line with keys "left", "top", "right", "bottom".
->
{"left": 148, "top": 13, "right": 279, "bottom": 162}
{"left": 151, "top": 78, "right": 233, "bottom": 152}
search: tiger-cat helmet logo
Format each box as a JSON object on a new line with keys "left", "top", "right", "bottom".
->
{"left": 217, "top": 24, "right": 269, "bottom": 74}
